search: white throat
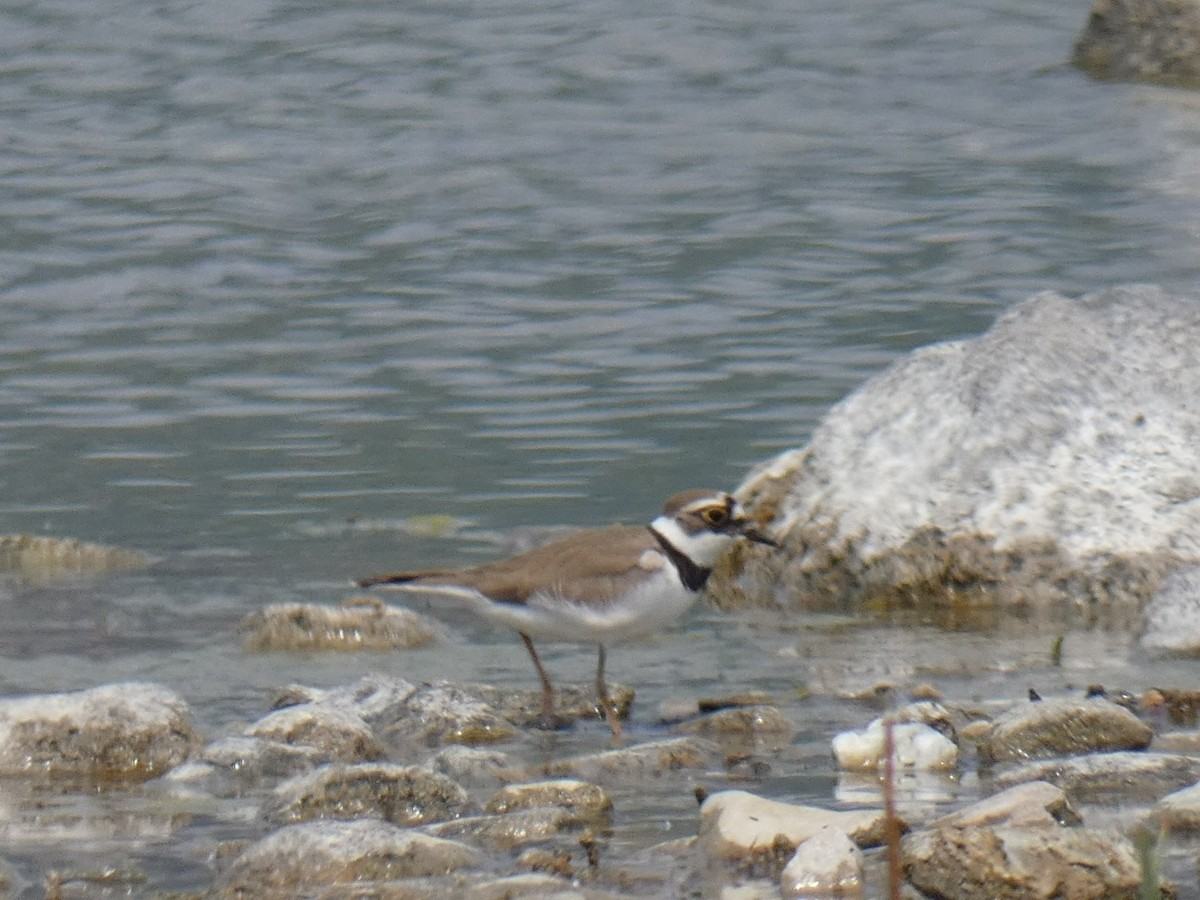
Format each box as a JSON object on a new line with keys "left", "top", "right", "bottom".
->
{"left": 650, "top": 515, "right": 735, "bottom": 568}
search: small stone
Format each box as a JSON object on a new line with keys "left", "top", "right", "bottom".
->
{"left": 265, "top": 762, "right": 470, "bottom": 827}
{"left": 244, "top": 702, "right": 385, "bottom": 762}
{"left": 779, "top": 825, "right": 864, "bottom": 898}
{"left": 241, "top": 599, "right": 439, "bottom": 652}
{"left": 0, "top": 682, "right": 197, "bottom": 780}
{"left": 904, "top": 823, "right": 1153, "bottom": 899}
{"left": 977, "top": 697, "right": 1152, "bottom": 764}
{"left": 485, "top": 779, "right": 613, "bottom": 824}
{"left": 212, "top": 819, "right": 480, "bottom": 897}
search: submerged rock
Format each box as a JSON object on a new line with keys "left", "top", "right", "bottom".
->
{"left": 241, "top": 598, "right": 439, "bottom": 652}
{"left": 0, "top": 682, "right": 197, "bottom": 780}
{"left": 428, "top": 807, "right": 574, "bottom": 851}
{"left": 265, "top": 762, "right": 470, "bottom": 827}
{"left": 382, "top": 682, "right": 516, "bottom": 746}
{"left": 244, "top": 703, "right": 385, "bottom": 763}
{"left": 542, "top": 737, "right": 716, "bottom": 783}
{"left": 1073, "top": 0, "right": 1200, "bottom": 87}
{"left": 977, "top": 696, "right": 1152, "bottom": 765}
{"left": 729, "top": 286, "right": 1200, "bottom": 614}
{"left": 991, "top": 750, "right": 1200, "bottom": 802}
{"left": 212, "top": 819, "right": 480, "bottom": 897}
{"left": 485, "top": 779, "right": 613, "bottom": 825}
{"left": 0, "top": 534, "right": 149, "bottom": 582}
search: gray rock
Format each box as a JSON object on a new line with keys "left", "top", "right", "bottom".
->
{"left": 428, "top": 807, "right": 574, "bottom": 851}
{"left": 470, "top": 681, "right": 634, "bottom": 730}
{"left": 990, "top": 750, "right": 1200, "bottom": 802}
{"left": 729, "top": 286, "right": 1200, "bottom": 614}
{"left": 200, "top": 735, "right": 329, "bottom": 779}
{"left": 462, "top": 873, "right": 581, "bottom": 899}
{"left": 212, "top": 819, "right": 480, "bottom": 897}
{"left": 421, "top": 745, "right": 515, "bottom": 787}
{"left": 542, "top": 737, "right": 717, "bottom": 783}
{"left": 1073, "top": 0, "right": 1200, "bottom": 87}
{"left": 241, "top": 599, "right": 440, "bottom": 652}
{"left": 675, "top": 705, "right": 794, "bottom": 751}
{"left": 977, "top": 697, "right": 1152, "bottom": 764}
{"left": 244, "top": 702, "right": 385, "bottom": 762}
{"left": 266, "top": 762, "right": 470, "bottom": 827}
{"left": 933, "top": 781, "right": 1081, "bottom": 829}
{"left": 272, "top": 674, "right": 418, "bottom": 721}
{"left": 779, "top": 825, "right": 864, "bottom": 898}
{"left": 904, "top": 823, "right": 1152, "bottom": 899}
{"left": 383, "top": 682, "right": 516, "bottom": 746}
{"left": 0, "top": 682, "right": 197, "bottom": 780}
{"left": 485, "top": 779, "right": 613, "bottom": 824}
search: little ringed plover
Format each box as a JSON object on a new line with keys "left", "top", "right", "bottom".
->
{"left": 357, "top": 488, "right": 777, "bottom": 739}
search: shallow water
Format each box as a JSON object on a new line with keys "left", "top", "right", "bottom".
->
{"left": 2, "top": 0, "right": 1200, "bottom": 893}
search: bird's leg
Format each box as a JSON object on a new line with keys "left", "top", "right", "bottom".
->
{"left": 595, "top": 643, "right": 623, "bottom": 741}
{"left": 520, "top": 632, "right": 560, "bottom": 730}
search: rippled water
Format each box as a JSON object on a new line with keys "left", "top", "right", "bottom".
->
{"left": 3, "top": 0, "right": 1200, "bottom": 892}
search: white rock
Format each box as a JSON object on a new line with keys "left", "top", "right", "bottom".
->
{"left": 1142, "top": 566, "right": 1200, "bottom": 652}
{"left": 699, "top": 790, "right": 887, "bottom": 869}
{"left": 736, "top": 286, "right": 1200, "bottom": 609}
{"left": 780, "top": 825, "right": 864, "bottom": 897}
{"left": 832, "top": 720, "right": 957, "bottom": 772}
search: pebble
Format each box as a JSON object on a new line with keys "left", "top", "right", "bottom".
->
{"left": 0, "top": 534, "right": 149, "bottom": 581}
{"left": 676, "top": 705, "right": 795, "bottom": 751}
{"left": 1146, "top": 780, "right": 1200, "bottom": 832}
{"left": 428, "top": 807, "right": 574, "bottom": 851}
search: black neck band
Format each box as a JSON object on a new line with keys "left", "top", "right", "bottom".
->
{"left": 648, "top": 527, "right": 712, "bottom": 592}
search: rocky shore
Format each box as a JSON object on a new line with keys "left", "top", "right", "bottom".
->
{"left": 5, "top": 286, "right": 1200, "bottom": 897}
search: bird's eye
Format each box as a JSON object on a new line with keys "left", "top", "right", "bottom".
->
{"left": 703, "top": 507, "right": 729, "bottom": 527}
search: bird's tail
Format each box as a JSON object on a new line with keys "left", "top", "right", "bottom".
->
{"left": 355, "top": 569, "right": 455, "bottom": 589}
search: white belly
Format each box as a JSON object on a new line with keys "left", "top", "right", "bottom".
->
{"left": 467, "top": 567, "right": 699, "bottom": 644}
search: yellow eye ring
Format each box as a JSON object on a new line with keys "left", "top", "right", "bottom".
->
{"left": 703, "top": 507, "right": 729, "bottom": 526}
